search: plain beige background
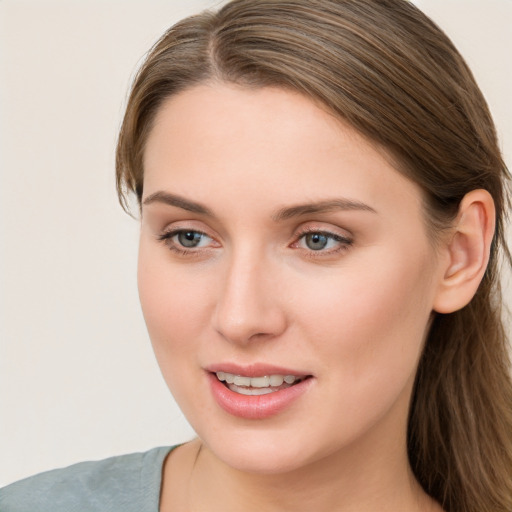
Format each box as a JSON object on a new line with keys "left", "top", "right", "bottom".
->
{"left": 1, "top": 0, "right": 511, "bottom": 486}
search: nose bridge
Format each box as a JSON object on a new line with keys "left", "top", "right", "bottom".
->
{"left": 213, "top": 243, "right": 286, "bottom": 344}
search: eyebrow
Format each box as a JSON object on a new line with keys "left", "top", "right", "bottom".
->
{"left": 272, "top": 199, "right": 377, "bottom": 221}
{"left": 142, "top": 191, "right": 376, "bottom": 220}
{"left": 142, "top": 191, "right": 213, "bottom": 216}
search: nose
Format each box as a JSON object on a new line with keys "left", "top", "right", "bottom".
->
{"left": 212, "top": 249, "right": 288, "bottom": 345}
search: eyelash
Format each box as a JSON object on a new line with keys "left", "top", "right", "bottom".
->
{"left": 292, "top": 228, "right": 353, "bottom": 257}
{"left": 157, "top": 228, "right": 353, "bottom": 258}
{"left": 157, "top": 229, "right": 215, "bottom": 257}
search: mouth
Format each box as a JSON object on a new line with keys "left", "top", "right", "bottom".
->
{"left": 215, "top": 371, "right": 310, "bottom": 396}
{"left": 207, "top": 366, "right": 314, "bottom": 419}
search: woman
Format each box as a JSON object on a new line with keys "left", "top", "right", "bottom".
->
{"left": 2, "top": 0, "right": 511, "bottom": 511}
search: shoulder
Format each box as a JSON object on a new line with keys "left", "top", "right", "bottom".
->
{"left": 0, "top": 446, "right": 175, "bottom": 512}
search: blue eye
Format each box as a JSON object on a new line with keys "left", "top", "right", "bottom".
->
{"left": 296, "top": 230, "right": 352, "bottom": 253}
{"left": 158, "top": 229, "right": 214, "bottom": 252}
{"left": 176, "top": 230, "right": 205, "bottom": 248}
{"left": 304, "top": 233, "right": 329, "bottom": 251}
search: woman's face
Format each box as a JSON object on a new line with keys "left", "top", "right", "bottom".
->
{"left": 139, "top": 84, "right": 446, "bottom": 474}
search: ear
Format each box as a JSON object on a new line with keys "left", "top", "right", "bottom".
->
{"left": 433, "top": 189, "right": 496, "bottom": 314}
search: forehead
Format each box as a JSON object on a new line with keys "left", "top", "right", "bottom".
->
{"left": 142, "top": 83, "right": 424, "bottom": 222}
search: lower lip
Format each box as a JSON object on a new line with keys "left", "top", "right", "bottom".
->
{"left": 208, "top": 373, "right": 313, "bottom": 420}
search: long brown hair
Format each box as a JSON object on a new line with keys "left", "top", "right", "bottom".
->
{"left": 116, "top": 1, "right": 512, "bottom": 510}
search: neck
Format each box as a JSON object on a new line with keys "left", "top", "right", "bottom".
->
{"left": 194, "top": 444, "right": 422, "bottom": 512}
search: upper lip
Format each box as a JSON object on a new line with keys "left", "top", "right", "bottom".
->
{"left": 204, "top": 362, "right": 312, "bottom": 378}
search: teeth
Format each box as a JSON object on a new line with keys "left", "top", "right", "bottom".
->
{"left": 216, "top": 372, "right": 301, "bottom": 389}
{"left": 228, "top": 385, "right": 275, "bottom": 396}
{"left": 251, "top": 376, "right": 270, "bottom": 388}
{"left": 233, "top": 375, "right": 251, "bottom": 386}
{"left": 269, "top": 375, "right": 284, "bottom": 386}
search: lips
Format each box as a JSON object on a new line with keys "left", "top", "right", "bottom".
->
{"left": 206, "top": 364, "right": 313, "bottom": 419}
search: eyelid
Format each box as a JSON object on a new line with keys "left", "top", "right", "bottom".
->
{"left": 294, "top": 223, "right": 353, "bottom": 241}
{"left": 291, "top": 224, "right": 353, "bottom": 255}
{"left": 157, "top": 219, "right": 218, "bottom": 241}
{"left": 157, "top": 228, "right": 211, "bottom": 244}
{"left": 157, "top": 227, "right": 210, "bottom": 241}
{"left": 157, "top": 225, "right": 221, "bottom": 255}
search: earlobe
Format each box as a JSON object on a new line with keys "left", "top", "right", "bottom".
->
{"left": 433, "top": 189, "right": 495, "bottom": 314}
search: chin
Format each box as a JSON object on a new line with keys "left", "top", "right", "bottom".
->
{"left": 208, "top": 436, "right": 309, "bottom": 474}
{"left": 192, "top": 417, "right": 329, "bottom": 475}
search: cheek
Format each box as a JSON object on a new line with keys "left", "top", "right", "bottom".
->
{"left": 294, "top": 247, "right": 435, "bottom": 399}
{"left": 137, "top": 239, "right": 212, "bottom": 364}
{"left": 137, "top": 247, "right": 215, "bottom": 415}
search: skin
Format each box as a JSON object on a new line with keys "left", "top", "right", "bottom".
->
{"left": 137, "top": 83, "right": 491, "bottom": 511}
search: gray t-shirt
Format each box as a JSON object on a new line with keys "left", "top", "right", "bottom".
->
{"left": 0, "top": 446, "right": 175, "bottom": 512}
